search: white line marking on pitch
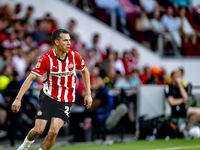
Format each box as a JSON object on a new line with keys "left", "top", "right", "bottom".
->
{"left": 145, "top": 145, "right": 200, "bottom": 150}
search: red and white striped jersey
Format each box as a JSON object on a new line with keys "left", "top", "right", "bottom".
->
{"left": 31, "top": 49, "right": 86, "bottom": 103}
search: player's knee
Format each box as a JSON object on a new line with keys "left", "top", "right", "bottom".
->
{"left": 33, "top": 128, "right": 44, "bottom": 135}
{"left": 197, "top": 110, "right": 200, "bottom": 118}
{"left": 48, "top": 128, "right": 58, "bottom": 137}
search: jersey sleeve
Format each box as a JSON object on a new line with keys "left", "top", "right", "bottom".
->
{"left": 31, "top": 56, "right": 47, "bottom": 76}
{"left": 165, "top": 85, "right": 173, "bottom": 98}
{"left": 75, "top": 52, "right": 86, "bottom": 71}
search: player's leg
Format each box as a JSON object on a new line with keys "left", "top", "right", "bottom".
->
{"left": 18, "top": 89, "right": 51, "bottom": 150}
{"left": 39, "top": 101, "right": 72, "bottom": 150}
{"left": 40, "top": 117, "right": 64, "bottom": 150}
{"left": 18, "top": 119, "right": 47, "bottom": 150}
{"left": 27, "top": 119, "right": 47, "bottom": 140}
{"left": 186, "top": 107, "right": 200, "bottom": 130}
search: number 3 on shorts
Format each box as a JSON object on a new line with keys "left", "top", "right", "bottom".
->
{"left": 64, "top": 106, "right": 70, "bottom": 116}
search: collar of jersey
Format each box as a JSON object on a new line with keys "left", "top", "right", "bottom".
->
{"left": 53, "top": 49, "right": 68, "bottom": 62}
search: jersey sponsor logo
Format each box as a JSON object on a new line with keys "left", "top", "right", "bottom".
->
{"left": 36, "top": 62, "right": 41, "bottom": 68}
{"left": 50, "top": 71, "right": 74, "bottom": 76}
{"left": 68, "top": 64, "right": 74, "bottom": 68}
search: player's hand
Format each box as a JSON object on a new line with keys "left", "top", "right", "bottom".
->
{"left": 84, "top": 94, "right": 93, "bottom": 109}
{"left": 175, "top": 77, "right": 182, "bottom": 85}
{"left": 11, "top": 99, "right": 21, "bottom": 113}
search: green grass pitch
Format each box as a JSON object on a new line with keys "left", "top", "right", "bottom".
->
{"left": 28, "top": 139, "right": 200, "bottom": 150}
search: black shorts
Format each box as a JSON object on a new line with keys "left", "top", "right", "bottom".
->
{"left": 36, "top": 89, "right": 73, "bottom": 123}
{"left": 172, "top": 104, "right": 187, "bottom": 118}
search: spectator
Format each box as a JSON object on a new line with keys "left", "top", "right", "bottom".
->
{"left": 165, "top": 70, "right": 200, "bottom": 139}
{"left": 102, "top": 48, "right": 116, "bottom": 68}
{"left": 118, "top": 0, "right": 141, "bottom": 15}
{"left": 91, "top": 65, "right": 114, "bottom": 124}
{"left": 71, "top": 0, "right": 93, "bottom": 14}
{"left": 0, "top": 48, "right": 12, "bottom": 72}
{"left": 0, "top": 92, "right": 8, "bottom": 138}
{"left": 90, "top": 65, "right": 128, "bottom": 132}
{"left": 94, "top": 0, "right": 130, "bottom": 35}
{"left": 22, "top": 6, "right": 35, "bottom": 31}
{"left": 139, "top": 66, "right": 151, "bottom": 84}
{"left": 43, "top": 13, "right": 52, "bottom": 21}
{"left": 2, "top": 28, "right": 20, "bottom": 49}
{"left": 139, "top": 0, "right": 160, "bottom": 13}
{"left": 32, "top": 20, "right": 51, "bottom": 44}
{"left": 84, "top": 49, "right": 97, "bottom": 71}
{"left": 122, "top": 51, "right": 133, "bottom": 75}
{"left": 151, "top": 9, "right": 165, "bottom": 34}
{"left": 157, "top": 0, "right": 172, "bottom": 11}
{"left": 168, "top": 68, "right": 186, "bottom": 87}
{"left": 151, "top": 9, "right": 171, "bottom": 50}
{"left": 86, "top": 33, "right": 104, "bottom": 63}
{"left": 43, "top": 13, "right": 58, "bottom": 33}
{"left": 161, "top": 6, "right": 182, "bottom": 49}
{"left": 0, "top": 65, "right": 13, "bottom": 91}
{"left": 12, "top": 20, "right": 22, "bottom": 31}
{"left": 24, "top": 48, "right": 39, "bottom": 70}
{"left": 171, "top": 0, "right": 192, "bottom": 11}
{"left": 67, "top": 19, "right": 77, "bottom": 38}
{"left": 11, "top": 47, "right": 26, "bottom": 78}
{"left": 12, "top": 3, "right": 22, "bottom": 20}
{"left": 0, "top": 4, "right": 12, "bottom": 20}
{"left": 21, "top": 20, "right": 29, "bottom": 33}
{"left": 136, "top": 11, "right": 156, "bottom": 49}
{"left": 146, "top": 66, "right": 163, "bottom": 84}
{"left": 130, "top": 47, "right": 139, "bottom": 69}
{"left": 176, "top": 7, "right": 196, "bottom": 45}
{"left": 114, "top": 51, "right": 125, "bottom": 76}
{"left": 103, "top": 63, "right": 117, "bottom": 89}
{"left": 114, "top": 71, "right": 138, "bottom": 123}
{"left": 21, "top": 33, "right": 37, "bottom": 53}
{"left": 71, "top": 34, "right": 85, "bottom": 56}
{"left": 0, "top": 18, "right": 9, "bottom": 44}
{"left": 160, "top": 67, "right": 168, "bottom": 85}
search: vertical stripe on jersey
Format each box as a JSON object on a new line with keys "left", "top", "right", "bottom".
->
{"left": 51, "top": 58, "right": 58, "bottom": 100}
{"left": 57, "top": 61, "right": 62, "bottom": 102}
{"left": 60, "top": 60, "right": 67, "bottom": 102}
{"left": 67, "top": 51, "right": 75, "bottom": 102}
{"left": 48, "top": 55, "right": 53, "bottom": 96}
{"left": 64, "top": 57, "right": 69, "bottom": 102}
{"left": 72, "top": 51, "right": 76, "bottom": 102}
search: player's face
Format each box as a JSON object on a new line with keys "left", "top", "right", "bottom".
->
{"left": 172, "top": 72, "right": 181, "bottom": 81}
{"left": 58, "top": 33, "right": 71, "bottom": 53}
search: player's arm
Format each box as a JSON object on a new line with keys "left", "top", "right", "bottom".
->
{"left": 176, "top": 78, "right": 188, "bottom": 103}
{"left": 81, "top": 67, "right": 92, "bottom": 109}
{"left": 11, "top": 73, "right": 37, "bottom": 113}
{"left": 167, "top": 96, "right": 185, "bottom": 106}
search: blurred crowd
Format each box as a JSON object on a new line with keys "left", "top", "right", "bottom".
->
{"left": 65, "top": 0, "right": 200, "bottom": 56}
{"left": 0, "top": 1, "right": 191, "bottom": 144}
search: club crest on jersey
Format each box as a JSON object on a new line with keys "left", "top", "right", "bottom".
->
{"left": 36, "top": 62, "right": 41, "bottom": 68}
{"left": 81, "top": 60, "right": 85, "bottom": 65}
{"left": 68, "top": 64, "right": 74, "bottom": 68}
{"left": 37, "top": 110, "right": 42, "bottom": 116}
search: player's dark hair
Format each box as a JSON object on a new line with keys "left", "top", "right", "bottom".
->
{"left": 27, "top": 6, "right": 33, "bottom": 11}
{"left": 52, "top": 29, "right": 69, "bottom": 44}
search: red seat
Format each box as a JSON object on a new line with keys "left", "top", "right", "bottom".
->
{"left": 183, "top": 42, "right": 197, "bottom": 56}
{"left": 185, "top": 11, "right": 200, "bottom": 31}
{"left": 91, "top": 0, "right": 110, "bottom": 25}
{"left": 196, "top": 43, "right": 200, "bottom": 56}
{"left": 128, "top": 14, "right": 146, "bottom": 42}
